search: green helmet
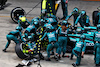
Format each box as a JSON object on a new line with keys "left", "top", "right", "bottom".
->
{"left": 45, "top": 18, "right": 58, "bottom": 28}
{"left": 62, "top": 20, "right": 67, "bottom": 26}
{"left": 31, "top": 17, "right": 39, "bottom": 24}
{"left": 80, "top": 10, "right": 86, "bottom": 16}
{"left": 40, "top": 19, "right": 45, "bottom": 26}
{"left": 28, "top": 35, "right": 34, "bottom": 41}
{"left": 46, "top": 18, "right": 57, "bottom": 23}
{"left": 73, "top": 7, "right": 79, "bottom": 14}
{"left": 44, "top": 23, "right": 54, "bottom": 31}
{"left": 16, "top": 26, "right": 22, "bottom": 31}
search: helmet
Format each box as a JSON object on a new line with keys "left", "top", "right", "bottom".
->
{"left": 41, "top": 9, "right": 47, "bottom": 14}
{"left": 44, "top": 23, "right": 54, "bottom": 31}
{"left": 73, "top": 7, "right": 79, "bottom": 14}
{"left": 19, "top": 15, "right": 26, "bottom": 22}
{"left": 76, "top": 27, "right": 82, "bottom": 34}
{"left": 28, "top": 35, "right": 34, "bottom": 41}
{"left": 31, "top": 17, "right": 39, "bottom": 23}
{"left": 16, "top": 26, "right": 22, "bottom": 31}
{"left": 45, "top": 18, "right": 58, "bottom": 28}
{"left": 62, "top": 20, "right": 67, "bottom": 26}
{"left": 80, "top": 10, "right": 86, "bottom": 16}
{"left": 97, "top": 6, "right": 100, "bottom": 11}
{"left": 97, "top": 24, "right": 100, "bottom": 31}
{"left": 40, "top": 19, "right": 45, "bottom": 26}
{"left": 46, "top": 18, "right": 57, "bottom": 23}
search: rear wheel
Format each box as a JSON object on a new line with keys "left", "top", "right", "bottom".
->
{"left": 92, "top": 11, "right": 99, "bottom": 26}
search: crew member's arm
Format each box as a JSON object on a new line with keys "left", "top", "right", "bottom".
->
{"left": 19, "top": 32, "right": 25, "bottom": 42}
{"left": 81, "top": 42, "right": 86, "bottom": 56}
{"left": 41, "top": 32, "right": 47, "bottom": 40}
{"left": 65, "top": 12, "right": 73, "bottom": 21}
{"left": 26, "top": 19, "right": 31, "bottom": 25}
{"left": 86, "top": 16, "right": 90, "bottom": 26}
{"left": 74, "top": 14, "right": 81, "bottom": 26}
{"left": 18, "top": 20, "right": 21, "bottom": 27}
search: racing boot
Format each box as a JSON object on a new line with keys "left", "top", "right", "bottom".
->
{"left": 40, "top": 54, "right": 44, "bottom": 60}
{"left": 0, "top": 6, "right": 4, "bottom": 10}
{"left": 62, "top": 54, "right": 65, "bottom": 58}
{"left": 72, "top": 63, "right": 79, "bottom": 67}
{"left": 62, "top": 54, "right": 70, "bottom": 58}
{"left": 50, "top": 52, "right": 54, "bottom": 55}
{"left": 2, "top": 49, "right": 6, "bottom": 52}
{"left": 54, "top": 55, "right": 59, "bottom": 61}
{"left": 27, "top": 62, "right": 32, "bottom": 66}
{"left": 96, "top": 64, "right": 100, "bottom": 67}
{"left": 46, "top": 57, "right": 51, "bottom": 61}
{"left": 81, "top": 56, "right": 84, "bottom": 58}
{"left": 70, "top": 54, "right": 73, "bottom": 60}
{"left": 58, "top": 55, "right": 61, "bottom": 60}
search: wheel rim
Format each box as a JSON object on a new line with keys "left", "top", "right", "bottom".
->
{"left": 11, "top": 7, "right": 26, "bottom": 23}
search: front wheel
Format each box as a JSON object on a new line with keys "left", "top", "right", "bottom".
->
{"left": 92, "top": 11, "right": 99, "bottom": 26}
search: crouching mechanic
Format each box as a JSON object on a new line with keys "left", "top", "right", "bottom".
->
{"left": 3, "top": 26, "right": 25, "bottom": 52}
{"left": 74, "top": 10, "right": 90, "bottom": 28}
{"left": 93, "top": 24, "right": 100, "bottom": 66}
{"left": 71, "top": 35, "right": 86, "bottom": 67}
{"left": 41, "top": 24, "right": 59, "bottom": 61}
{"left": 26, "top": 35, "right": 44, "bottom": 60}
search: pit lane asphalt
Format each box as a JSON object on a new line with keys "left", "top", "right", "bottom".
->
{"left": 0, "top": 0, "right": 99, "bottom": 67}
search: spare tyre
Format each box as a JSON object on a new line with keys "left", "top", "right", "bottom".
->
{"left": 11, "top": 7, "right": 26, "bottom": 23}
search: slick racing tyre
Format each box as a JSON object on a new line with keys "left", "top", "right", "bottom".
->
{"left": 92, "top": 11, "right": 99, "bottom": 26}
{"left": 15, "top": 43, "right": 29, "bottom": 59}
{"left": 11, "top": 7, "right": 26, "bottom": 23}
